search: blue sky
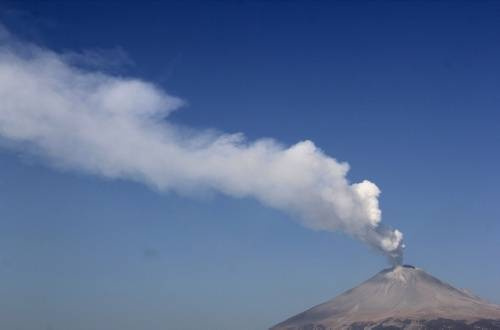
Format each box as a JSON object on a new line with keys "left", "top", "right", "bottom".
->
{"left": 0, "top": 1, "right": 499, "bottom": 329}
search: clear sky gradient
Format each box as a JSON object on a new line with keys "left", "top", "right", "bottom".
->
{"left": 0, "top": 1, "right": 499, "bottom": 330}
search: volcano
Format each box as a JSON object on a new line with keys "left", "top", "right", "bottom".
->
{"left": 271, "top": 265, "right": 500, "bottom": 329}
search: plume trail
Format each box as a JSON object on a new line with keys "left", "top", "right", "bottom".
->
{"left": 0, "top": 26, "right": 404, "bottom": 263}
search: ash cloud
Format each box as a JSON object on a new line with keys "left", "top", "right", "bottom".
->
{"left": 0, "top": 26, "right": 404, "bottom": 263}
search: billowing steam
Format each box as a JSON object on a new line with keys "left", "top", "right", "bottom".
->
{"left": 0, "top": 26, "right": 404, "bottom": 263}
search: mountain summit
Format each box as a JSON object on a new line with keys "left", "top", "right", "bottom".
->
{"left": 271, "top": 265, "right": 500, "bottom": 329}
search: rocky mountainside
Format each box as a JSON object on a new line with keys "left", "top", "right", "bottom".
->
{"left": 271, "top": 265, "right": 500, "bottom": 329}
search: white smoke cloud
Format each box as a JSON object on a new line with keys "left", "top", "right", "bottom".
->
{"left": 0, "top": 27, "right": 404, "bottom": 263}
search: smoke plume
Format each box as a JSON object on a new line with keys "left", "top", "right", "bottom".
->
{"left": 0, "top": 26, "right": 404, "bottom": 263}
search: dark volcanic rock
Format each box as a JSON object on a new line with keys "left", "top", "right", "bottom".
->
{"left": 352, "top": 318, "right": 500, "bottom": 329}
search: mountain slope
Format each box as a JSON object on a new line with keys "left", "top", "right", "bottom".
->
{"left": 271, "top": 265, "right": 500, "bottom": 329}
